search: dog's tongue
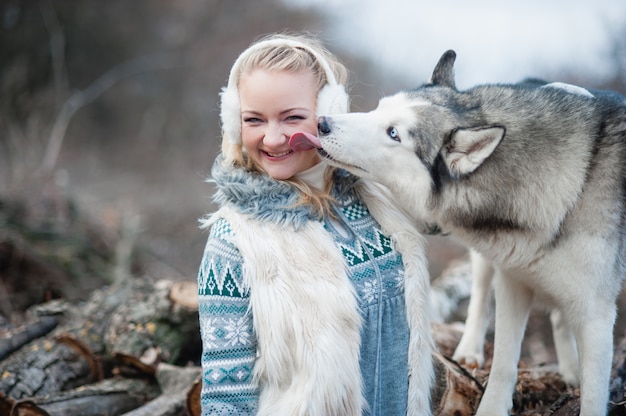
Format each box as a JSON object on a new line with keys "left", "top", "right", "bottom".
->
{"left": 289, "top": 132, "right": 321, "bottom": 151}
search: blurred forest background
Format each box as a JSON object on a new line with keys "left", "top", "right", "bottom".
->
{"left": 1, "top": 0, "right": 625, "bottom": 322}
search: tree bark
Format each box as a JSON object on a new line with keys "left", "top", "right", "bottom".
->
{"left": 0, "top": 316, "right": 59, "bottom": 361}
{"left": 0, "top": 277, "right": 200, "bottom": 414}
{"left": 0, "top": 334, "right": 101, "bottom": 401}
{"left": 9, "top": 376, "right": 158, "bottom": 416}
{"left": 121, "top": 363, "right": 201, "bottom": 416}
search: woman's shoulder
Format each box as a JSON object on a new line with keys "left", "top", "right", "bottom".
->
{"left": 201, "top": 205, "right": 246, "bottom": 238}
{"left": 201, "top": 214, "right": 241, "bottom": 262}
{"left": 208, "top": 216, "right": 235, "bottom": 240}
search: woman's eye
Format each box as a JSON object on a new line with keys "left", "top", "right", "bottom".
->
{"left": 387, "top": 127, "right": 400, "bottom": 142}
{"left": 286, "top": 115, "right": 305, "bottom": 121}
{"left": 243, "top": 117, "right": 262, "bottom": 123}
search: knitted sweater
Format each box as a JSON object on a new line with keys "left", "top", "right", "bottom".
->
{"left": 197, "top": 158, "right": 433, "bottom": 416}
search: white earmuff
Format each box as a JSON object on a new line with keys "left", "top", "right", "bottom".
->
{"left": 219, "top": 38, "right": 349, "bottom": 144}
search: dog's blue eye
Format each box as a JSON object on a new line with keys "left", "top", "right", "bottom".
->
{"left": 387, "top": 127, "right": 400, "bottom": 142}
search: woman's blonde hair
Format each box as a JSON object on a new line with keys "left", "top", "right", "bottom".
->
{"left": 220, "top": 32, "right": 350, "bottom": 218}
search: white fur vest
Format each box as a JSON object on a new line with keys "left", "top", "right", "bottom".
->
{"left": 203, "top": 160, "right": 434, "bottom": 416}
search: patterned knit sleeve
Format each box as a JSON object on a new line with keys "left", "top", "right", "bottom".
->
{"left": 197, "top": 217, "right": 258, "bottom": 415}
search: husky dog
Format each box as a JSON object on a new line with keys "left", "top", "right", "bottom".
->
{"left": 290, "top": 50, "right": 626, "bottom": 415}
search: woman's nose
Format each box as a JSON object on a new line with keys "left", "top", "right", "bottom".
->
{"left": 263, "top": 122, "right": 288, "bottom": 146}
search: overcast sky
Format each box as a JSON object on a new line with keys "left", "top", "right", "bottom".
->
{"left": 284, "top": 0, "right": 625, "bottom": 89}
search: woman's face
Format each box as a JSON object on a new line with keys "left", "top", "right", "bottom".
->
{"left": 239, "top": 68, "right": 321, "bottom": 180}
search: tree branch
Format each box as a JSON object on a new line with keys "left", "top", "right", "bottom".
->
{"left": 38, "top": 52, "right": 183, "bottom": 178}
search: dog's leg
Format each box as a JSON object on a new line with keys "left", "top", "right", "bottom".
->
{"left": 452, "top": 249, "right": 493, "bottom": 368}
{"left": 475, "top": 270, "right": 532, "bottom": 416}
{"left": 573, "top": 302, "right": 615, "bottom": 416}
{"left": 549, "top": 309, "right": 580, "bottom": 386}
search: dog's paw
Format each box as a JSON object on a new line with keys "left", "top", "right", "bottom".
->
{"left": 451, "top": 351, "right": 484, "bottom": 369}
{"left": 452, "top": 340, "right": 485, "bottom": 368}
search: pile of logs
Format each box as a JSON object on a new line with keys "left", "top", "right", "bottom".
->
{"left": 0, "top": 277, "right": 201, "bottom": 416}
{"left": 2, "top": 196, "right": 626, "bottom": 415}
{"left": 3, "top": 271, "right": 626, "bottom": 415}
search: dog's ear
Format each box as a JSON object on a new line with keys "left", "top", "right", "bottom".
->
{"left": 429, "top": 50, "right": 457, "bottom": 89}
{"left": 443, "top": 126, "right": 505, "bottom": 178}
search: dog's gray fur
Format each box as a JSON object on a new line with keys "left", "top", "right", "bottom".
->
{"left": 314, "top": 50, "right": 626, "bottom": 415}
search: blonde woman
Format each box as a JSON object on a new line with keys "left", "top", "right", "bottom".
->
{"left": 197, "top": 33, "right": 434, "bottom": 416}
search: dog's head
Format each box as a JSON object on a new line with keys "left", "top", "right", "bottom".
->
{"left": 300, "top": 50, "right": 504, "bottom": 196}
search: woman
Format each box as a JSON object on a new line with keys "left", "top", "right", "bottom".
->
{"left": 197, "top": 33, "right": 433, "bottom": 416}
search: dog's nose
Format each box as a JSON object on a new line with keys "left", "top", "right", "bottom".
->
{"left": 318, "top": 116, "right": 332, "bottom": 136}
